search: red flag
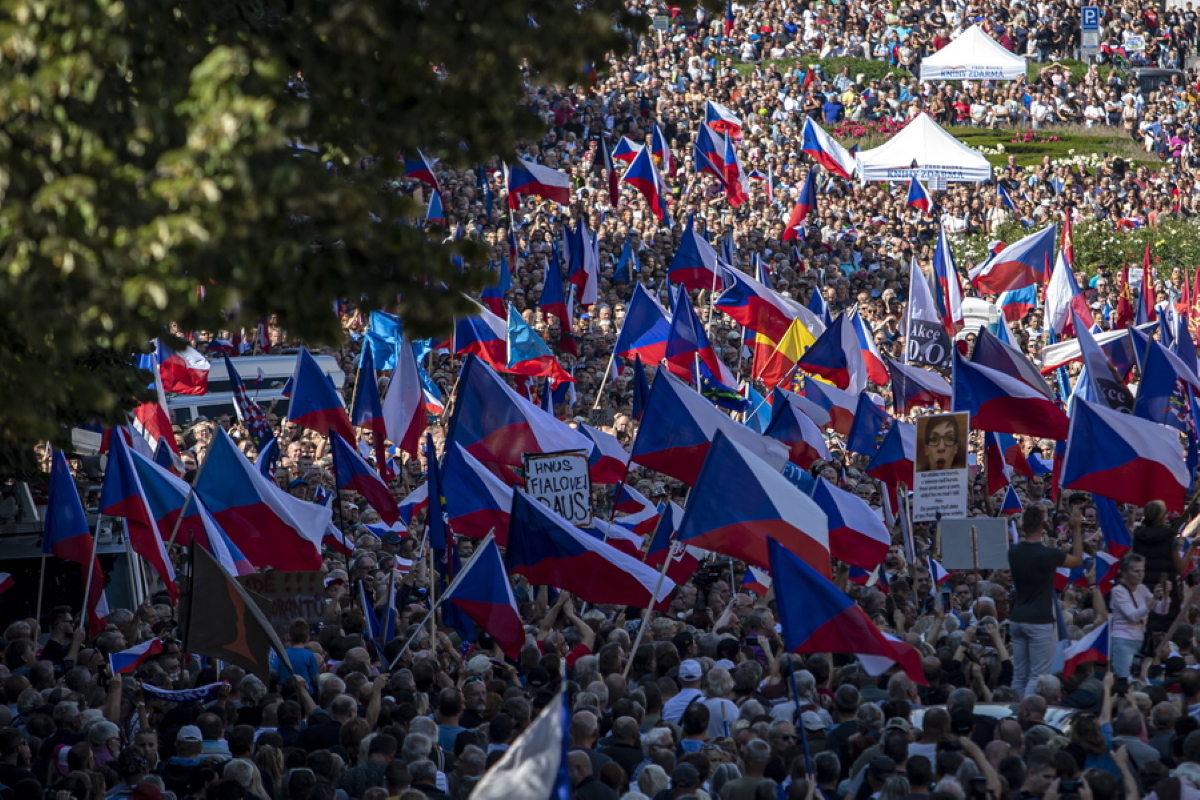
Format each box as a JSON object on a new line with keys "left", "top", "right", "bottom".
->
{"left": 1143, "top": 243, "right": 1157, "bottom": 323}
{"left": 1061, "top": 210, "right": 1075, "bottom": 266}
{"left": 1113, "top": 265, "right": 1135, "bottom": 330}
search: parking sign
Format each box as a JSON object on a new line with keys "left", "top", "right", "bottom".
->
{"left": 1081, "top": 6, "right": 1100, "bottom": 30}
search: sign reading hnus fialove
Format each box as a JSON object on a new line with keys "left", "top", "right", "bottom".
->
{"left": 523, "top": 449, "right": 593, "bottom": 527}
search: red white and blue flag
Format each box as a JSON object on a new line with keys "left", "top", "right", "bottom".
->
{"left": 1063, "top": 621, "right": 1110, "bottom": 678}
{"left": 800, "top": 117, "right": 855, "bottom": 180}
{"left": 110, "top": 638, "right": 165, "bottom": 675}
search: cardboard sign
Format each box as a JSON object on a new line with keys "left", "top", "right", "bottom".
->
{"left": 236, "top": 571, "right": 327, "bottom": 629}
{"left": 523, "top": 450, "right": 593, "bottom": 527}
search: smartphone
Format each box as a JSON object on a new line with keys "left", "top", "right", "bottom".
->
{"left": 1115, "top": 676, "right": 1129, "bottom": 696}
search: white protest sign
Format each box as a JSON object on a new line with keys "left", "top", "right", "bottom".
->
{"left": 522, "top": 450, "right": 593, "bottom": 527}
{"left": 912, "top": 412, "right": 969, "bottom": 522}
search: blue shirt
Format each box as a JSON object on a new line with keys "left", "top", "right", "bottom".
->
{"left": 275, "top": 647, "right": 321, "bottom": 694}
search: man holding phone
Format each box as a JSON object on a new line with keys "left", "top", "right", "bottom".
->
{"left": 1009, "top": 505, "right": 1084, "bottom": 697}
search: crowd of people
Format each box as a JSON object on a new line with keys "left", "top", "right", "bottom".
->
{"left": 12, "top": 1, "right": 1200, "bottom": 800}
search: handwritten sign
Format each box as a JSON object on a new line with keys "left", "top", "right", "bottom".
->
{"left": 523, "top": 450, "right": 593, "bottom": 527}
{"left": 236, "top": 571, "right": 326, "bottom": 630}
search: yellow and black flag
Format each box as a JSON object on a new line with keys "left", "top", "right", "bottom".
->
{"left": 181, "top": 545, "right": 291, "bottom": 680}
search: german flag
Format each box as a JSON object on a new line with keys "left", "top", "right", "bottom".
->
{"left": 181, "top": 545, "right": 291, "bottom": 680}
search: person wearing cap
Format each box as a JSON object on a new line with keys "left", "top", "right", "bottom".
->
{"left": 107, "top": 748, "right": 151, "bottom": 800}
{"left": 157, "top": 726, "right": 203, "bottom": 796}
{"left": 661, "top": 660, "right": 704, "bottom": 724}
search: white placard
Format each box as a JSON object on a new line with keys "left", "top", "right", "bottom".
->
{"left": 912, "top": 413, "right": 970, "bottom": 522}
{"left": 522, "top": 450, "right": 593, "bottom": 527}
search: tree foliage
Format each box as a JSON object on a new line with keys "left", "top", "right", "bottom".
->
{"left": 0, "top": 0, "right": 657, "bottom": 475}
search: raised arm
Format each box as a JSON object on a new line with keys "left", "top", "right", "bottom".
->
{"left": 1062, "top": 508, "right": 1084, "bottom": 569}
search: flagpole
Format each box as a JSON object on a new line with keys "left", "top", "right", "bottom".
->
{"left": 34, "top": 554, "right": 47, "bottom": 634}
{"left": 622, "top": 553, "right": 673, "bottom": 681}
{"left": 788, "top": 663, "right": 813, "bottom": 772}
{"left": 166, "top": 447, "right": 214, "bottom": 547}
{"left": 388, "top": 533, "right": 493, "bottom": 670}
{"left": 591, "top": 346, "right": 620, "bottom": 410}
{"left": 80, "top": 516, "right": 103, "bottom": 633}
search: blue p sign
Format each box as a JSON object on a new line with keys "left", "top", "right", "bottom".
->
{"left": 1081, "top": 6, "right": 1100, "bottom": 30}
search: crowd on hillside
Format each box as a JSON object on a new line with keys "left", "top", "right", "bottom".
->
{"left": 12, "top": 1, "right": 1200, "bottom": 800}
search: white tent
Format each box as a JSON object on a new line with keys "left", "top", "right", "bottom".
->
{"left": 920, "top": 25, "right": 1027, "bottom": 82}
{"left": 855, "top": 113, "right": 992, "bottom": 184}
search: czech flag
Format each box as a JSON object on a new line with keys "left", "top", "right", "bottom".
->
{"left": 668, "top": 216, "right": 724, "bottom": 292}
{"left": 155, "top": 339, "right": 211, "bottom": 396}
{"left": 480, "top": 259, "right": 512, "bottom": 317}
{"left": 630, "top": 367, "right": 788, "bottom": 485}
{"left": 404, "top": 149, "right": 441, "bottom": 193}
{"left": 906, "top": 177, "right": 933, "bottom": 214}
{"left": 932, "top": 226, "right": 964, "bottom": 335}
{"left": 971, "top": 328, "right": 1055, "bottom": 399}
{"left": 1061, "top": 399, "right": 1189, "bottom": 510}
{"left": 850, "top": 311, "right": 889, "bottom": 386}
{"left": 676, "top": 432, "right": 830, "bottom": 575}
{"left": 998, "top": 284, "right": 1039, "bottom": 323}
{"left": 1095, "top": 496, "right": 1132, "bottom": 557}
{"left": 985, "top": 430, "right": 1033, "bottom": 495}
{"left": 693, "top": 123, "right": 727, "bottom": 179}
{"left": 811, "top": 476, "right": 890, "bottom": 570}
{"left": 715, "top": 266, "right": 803, "bottom": 346}
{"left": 382, "top": 334, "right": 426, "bottom": 459}
{"left": 801, "top": 379, "right": 857, "bottom": 437}
{"left": 441, "top": 443, "right": 513, "bottom": 543}
{"left": 351, "top": 341, "right": 389, "bottom": 475}
{"left": 705, "top": 99, "right": 743, "bottom": 139}
{"left": 0, "top": 573, "right": 12, "bottom": 595}
{"left": 330, "top": 433, "right": 400, "bottom": 525}
{"left": 800, "top": 117, "right": 855, "bottom": 179}
{"left": 665, "top": 288, "right": 737, "bottom": 386}
{"left": 742, "top": 566, "right": 772, "bottom": 596}
{"left": 128, "top": 447, "right": 252, "bottom": 576}
{"left": 645, "top": 501, "right": 704, "bottom": 586}
{"left": 999, "top": 484, "right": 1023, "bottom": 515}
{"left": 446, "top": 355, "right": 592, "bottom": 482}
{"left": 887, "top": 358, "right": 951, "bottom": 414}
{"left": 99, "top": 433, "right": 178, "bottom": 601}
{"left": 614, "top": 283, "right": 672, "bottom": 365}
{"left": 613, "top": 136, "right": 644, "bottom": 163}
{"left": 651, "top": 122, "right": 674, "bottom": 175}
{"left": 764, "top": 387, "right": 830, "bottom": 468}
{"left": 506, "top": 490, "right": 676, "bottom": 608}
{"left": 425, "top": 189, "right": 446, "bottom": 226}
{"left": 398, "top": 483, "right": 428, "bottom": 527}
{"left": 622, "top": 145, "right": 669, "bottom": 221}
{"left": 722, "top": 130, "right": 749, "bottom": 206}
{"left": 1063, "top": 621, "right": 1110, "bottom": 678}
{"left": 865, "top": 420, "right": 916, "bottom": 492}
{"left": 1134, "top": 338, "right": 1200, "bottom": 433}
{"left": 193, "top": 429, "right": 330, "bottom": 571}
{"left": 1094, "top": 551, "right": 1122, "bottom": 593}
{"left": 454, "top": 299, "right": 510, "bottom": 371}
{"left": 1044, "top": 250, "right": 1092, "bottom": 336}
{"left": 929, "top": 558, "right": 951, "bottom": 585}
{"left": 506, "top": 305, "right": 573, "bottom": 383}
{"left": 443, "top": 536, "right": 526, "bottom": 659}
{"left": 614, "top": 496, "right": 661, "bottom": 537}
{"left": 771, "top": 385, "right": 831, "bottom": 429}
{"left": 45, "top": 450, "right": 110, "bottom": 635}
{"left": 288, "top": 347, "right": 354, "bottom": 442}
{"left": 109, "top": 638, "right": 165, "bottom": 675}
{"left": 578, "top": 423, "right": 630, "bottom": 485}
{"left": 952, "top": 350, "right": 1069, "bottom": 440}
{"left": 796, "top": 312, "right": 866, "bottom": 394}
{"left": 969, "top": 224, "right": 1056, "bottom": 294}
{"left": 506, "top": 159, "right": 571, "bottom": 208}
{"left": 769, "top": 538, "right": 926, "bottom": 684}
{"left": 782, "top": 167, "right": 818, "bottom": 241}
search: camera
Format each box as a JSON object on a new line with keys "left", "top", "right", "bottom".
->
{"left": 692, "top": 561, "right": 727, "bottom": 589}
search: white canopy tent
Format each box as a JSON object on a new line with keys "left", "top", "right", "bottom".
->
{"left": 854, "top": 113, "right": 992, "bottom": 183}
{"left": 920, "top": 25, "right": 1027, "bottom": 82}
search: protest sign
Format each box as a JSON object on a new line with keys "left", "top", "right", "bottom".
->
{"left": 522, "top": 449, "right": 593, "bottom": 527}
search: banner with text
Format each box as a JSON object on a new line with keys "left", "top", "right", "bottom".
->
{"left": 913, "top": 412, "right": 969, "bottom": 522}
{"left": 523, "top": 449, "right": 593, "bottom": 527}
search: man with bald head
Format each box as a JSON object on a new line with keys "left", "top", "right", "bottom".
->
{"left": 598, "top": 716, "right": 643, "bottom": 780}
{"left": 568, "top": 750, "right": 617, "bottom": 800}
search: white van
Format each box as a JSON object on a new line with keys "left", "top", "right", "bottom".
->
{"left": 167, "top": 353, "right": 346, "bottom": 425}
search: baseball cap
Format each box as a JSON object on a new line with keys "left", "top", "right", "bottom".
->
{"left": 176, "top": 725, "right": 202, "bottom": 743}
{"left": 467, "top": 654, "right": 492, "bottom": 676}
{"left": 679, "top": 659, "right": 703, "bottom": 682}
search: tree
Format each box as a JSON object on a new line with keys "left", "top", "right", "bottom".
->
{"left": 0, "top": 0, "right": 655, "bottom": 475}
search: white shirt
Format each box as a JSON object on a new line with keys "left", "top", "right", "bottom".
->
{"left": 662, "top": 688, "right": 705, "bottom": 724}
